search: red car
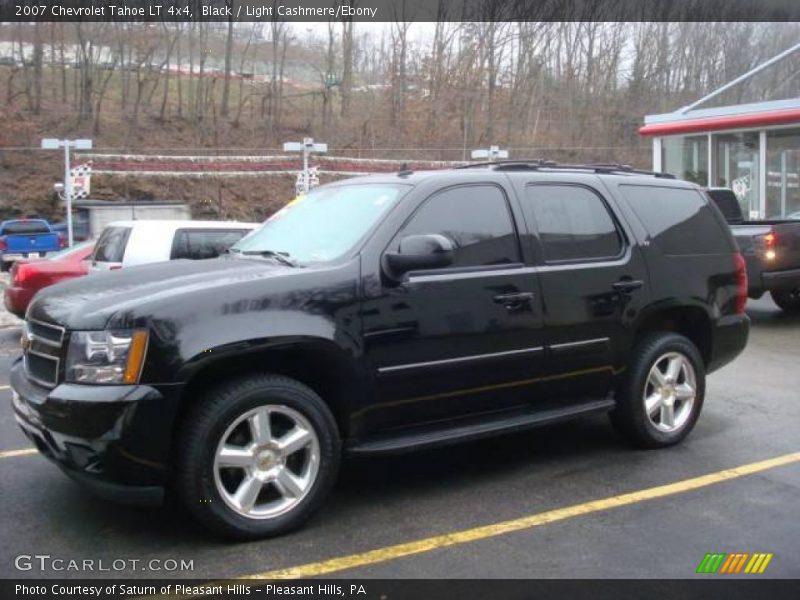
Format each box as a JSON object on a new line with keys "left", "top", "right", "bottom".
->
{"left": 4, "top": 240, "right": 94, "bottom": 318}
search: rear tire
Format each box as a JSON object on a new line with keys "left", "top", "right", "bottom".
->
{"left": 771, "top": 289, "right": 800, "bottom": 314}
{"left": 0, "top": 262, "right": 9, "bottom": 273}
{"left": 176, "top": 374, "right": 340, "bottom": 540}
{"left": 610, "top": 332, "right": 705, "bottom": 448}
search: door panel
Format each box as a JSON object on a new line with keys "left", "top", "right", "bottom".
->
{"left": 360, "top": 183, "right": 546, "bottom": 432}
{"left": 518, "top": 181, "right": 650, "bottom": 400}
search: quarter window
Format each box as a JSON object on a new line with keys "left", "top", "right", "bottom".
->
{"left": 394, "top": 185, "right": 520, "bottom": 268}
{"left": 524, "top": 185, "right": 622, "bottom": 262}
{"left": 620, "top": 185, "right": 730, "bottom": 255}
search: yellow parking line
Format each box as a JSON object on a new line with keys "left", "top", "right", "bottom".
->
{"left": 0, "top": 385, "right": 10, "bottom": 391}
{"left": 0, "top": 448, "right": 37, "bottom": 459}
{"left": 243, "top": 451, "right": 800, "bottom": 580}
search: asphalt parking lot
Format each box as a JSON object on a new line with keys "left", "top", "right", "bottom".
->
{"left": 0, "top": 295, "right": 798, "bottom": 580}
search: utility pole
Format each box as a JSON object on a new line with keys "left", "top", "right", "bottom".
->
{"left": 41, "top": 138, "right": 92, "bottom": 247}
{"left": 471, "top": 145, "right": 509, "bottom": 162}
{"left": 283, "top": 137, "right": 328, "bottom": 195}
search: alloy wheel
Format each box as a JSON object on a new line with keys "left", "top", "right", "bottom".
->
{"left": 643, "top": 352, "right": 697, "bottom": 433}
{"left": 213, "top": 405, "right": 320, "bottom": 519}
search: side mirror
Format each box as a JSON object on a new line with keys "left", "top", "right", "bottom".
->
{"left": 383, "top": 234, "right": 455, "bottom": 280}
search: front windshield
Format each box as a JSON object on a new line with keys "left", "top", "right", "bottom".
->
{"left": 231, "top": 183, "right": 406, "bottom": 263}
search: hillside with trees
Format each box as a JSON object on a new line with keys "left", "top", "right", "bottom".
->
{"left": 1, "top": 19, "right": 798, "bottom": 221}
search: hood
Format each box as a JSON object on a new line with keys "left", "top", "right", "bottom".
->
{"left": 28, "top": 256, "right": 295, "bottom": 330}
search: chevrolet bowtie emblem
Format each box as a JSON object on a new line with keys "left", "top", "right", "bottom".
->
{"left": 20, "top": 325, "right": 32, "bottom": 352}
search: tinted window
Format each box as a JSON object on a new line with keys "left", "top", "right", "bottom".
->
{"left": 172, "top": 229, "right": 249, "bottom": 260}
{"left": 524, "top": 185, "right": 622, "bottom": 262}
{"left": 1, "top": 220, "right": 50, "bottom": 235}
{"left": 705, "top": 189, "right": 743, "bottom": 224}
{"left": 394, "top": 185, "right": 520, "bottom": 268}
{"left": 620, "top": 185, "right": 731, "bottom": 255}
{"left": 93, "top": 226, "right": 131, "bottom": 263}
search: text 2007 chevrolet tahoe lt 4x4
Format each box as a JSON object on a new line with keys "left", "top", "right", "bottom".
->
{"left": 11, "top": 162, "right": 749, "bottom": 539}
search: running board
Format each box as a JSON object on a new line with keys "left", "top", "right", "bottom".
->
{"left": 346, "top": 398, "right": 616, "bottom": 456}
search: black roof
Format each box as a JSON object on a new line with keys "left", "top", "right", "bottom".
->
{"left": 334, "top": 160, "right": 681, "bottom": 187}
{"left": 456, "top": 160, "right": 675, "bottom": 178}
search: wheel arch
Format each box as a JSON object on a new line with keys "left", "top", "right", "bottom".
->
{"left": 633, "top": 304, "right": 713, "bottom": 367}
{"left": 175, "top": 338, "right": 364, "bottom": 444}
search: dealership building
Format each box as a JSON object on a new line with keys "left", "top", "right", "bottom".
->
{"left": 641, "top": 43, "right": 800, "bottom": 220}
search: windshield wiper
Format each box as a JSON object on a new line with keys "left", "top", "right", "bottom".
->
{"left": 241, "top": 249, "right": 298, "bottom": 267}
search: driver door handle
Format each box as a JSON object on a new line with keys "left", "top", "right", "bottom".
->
{"left": 612, "top": 279, "right": 644, "bottom": 292}
{"left": 493, "top": 292, "right": 535, "bottom": 309}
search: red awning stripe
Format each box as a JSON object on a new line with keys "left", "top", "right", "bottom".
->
{"left": 639, "top": 108, "right": 800, "bottom": 136}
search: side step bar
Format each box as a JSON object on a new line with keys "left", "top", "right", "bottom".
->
{"left": 346, "top": 398, "right": 615, "bottom": 456}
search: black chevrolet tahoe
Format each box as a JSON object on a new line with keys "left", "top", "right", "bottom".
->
{"left": 11, "top": 162, "right": 749, "bottom": 539}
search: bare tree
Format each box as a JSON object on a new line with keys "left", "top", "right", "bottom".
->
{"left": 220, "top": 0, "right": 235, "bottom": 117}
{"left": 389, "top": 1, "right": 412, "bottom": 131}
{"left": 340, "top": 3, "right": 355, "bottom": 118}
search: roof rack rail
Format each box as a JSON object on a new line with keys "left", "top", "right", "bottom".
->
{"left": 456, "top": 159, "right": 676, "bottom": 179}
{"left": 582, "top": 163, "right": 677, "bottom": 179}
{"left": 456, "top": 159, "right": 556, "bottom": 169}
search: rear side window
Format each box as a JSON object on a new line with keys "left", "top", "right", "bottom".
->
{"left": 393, "top": 184, "right": 520, "bottom": 268}
{"left": 171, "top": 229, "right": 250, "bottom": 260}
{"left": 93, "top": 226, "right": 131, "bottom": 263}
{"left": 620, "top": 185, "right": 731, "bottom": 255}
{"left": 1, "top": 221, "right": 50, "bottom": 235}
{"left": 523, "top": 184, "right": 622, "bottom": 262}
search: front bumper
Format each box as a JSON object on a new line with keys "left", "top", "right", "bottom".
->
{"left": 2, "top": 252, "right": 50, "bottom": 264}
{"left": 10, "top": 359, "right": 184, "bottom": 506}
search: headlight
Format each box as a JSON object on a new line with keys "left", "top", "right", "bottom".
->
{"left": 65, "top": 330, "right": 149, "bottom": 384}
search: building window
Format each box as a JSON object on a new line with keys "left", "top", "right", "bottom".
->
{"left": 662, "top": 135, "right": 708, "bottom": 186}
{"left": 714, "top": 132, "right": 760, "bottom": 219}
{"left": 766, "top": 129, "right": 800, "bottom": 219}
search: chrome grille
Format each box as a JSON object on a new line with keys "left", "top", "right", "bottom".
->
{"left": 23, "top": 319, "right": 66, "bottom": 388}
{"left": 28, "top": 319, "right": 65, "bottom": 345}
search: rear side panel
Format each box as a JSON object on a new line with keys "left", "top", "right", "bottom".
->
{"left": 507, "top": 173, "right": 652, "bottom": 399}
{"left": 610, "top": 181, "right": 748, "bottom": 372}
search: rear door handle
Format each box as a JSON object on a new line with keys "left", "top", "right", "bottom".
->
{"left": 612, "top": 280, "right": 644, "bottom": 292}
{"left": 493, "top": 292, "right": 535, "bottom": 309}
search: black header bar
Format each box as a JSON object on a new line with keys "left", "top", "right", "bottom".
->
{"left": 2, "top": 579, "right": 800, "bottom": 600}
{"left": 1, "top": 0, "right": 799, "bottom": 23}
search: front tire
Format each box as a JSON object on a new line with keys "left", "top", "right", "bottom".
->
{"left": 771, "top": 289, "right": 800, "bottom": 314}
{"left": 176, "top": 374, "right": 340, "bottom": 540}
{"left": 610, "top": 333, "right": 705, "bottom": 448}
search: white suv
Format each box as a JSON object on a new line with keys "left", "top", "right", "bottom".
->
{"left": 90, "top": 220, "right": 259, "bottom": 271}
